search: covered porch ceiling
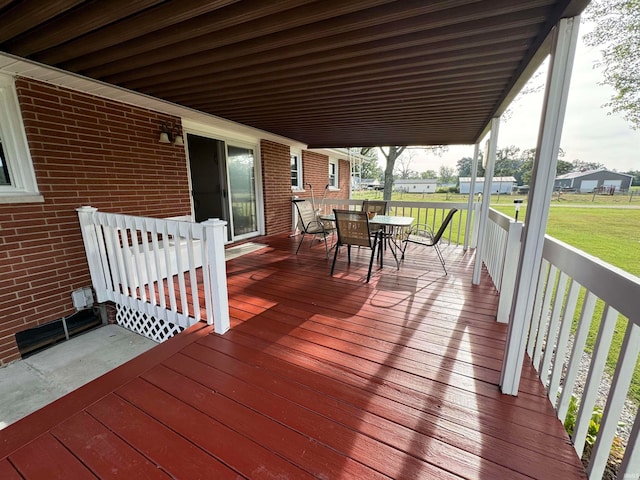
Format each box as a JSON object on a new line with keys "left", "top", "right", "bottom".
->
{"left": 0, "top": 0, "right": 589, "bottom": 148}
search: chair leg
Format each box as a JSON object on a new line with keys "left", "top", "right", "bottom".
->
{"left": 295, "top": 232, "right": 306, "bottom": 254}
{"left": 330, "top": 244, "right": 340, "bottom": 275}
{"left": 322, "top": 230, "right": 329, "bottom": 258}
{"left": 367, "top": 235, "right": 379, "bottom": 282}
{"left": 433, "top": 243, "right": 447, "bottom": 275}
{"left": 347, "top": 245, "right": 351, "bottom": 264}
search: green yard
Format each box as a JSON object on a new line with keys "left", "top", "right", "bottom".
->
{"left": 353, "top": 191, "right": 640, "bottom": 403}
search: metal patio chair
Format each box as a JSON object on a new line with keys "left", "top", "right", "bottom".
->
{"left": 292, "top": 199, "right": 335, "bottom": 257}
{"left": 401, "top": 208, "right": 458, "bottom": 275}
{"left": 331, "top": 209, "right": 381, "bottom": 282}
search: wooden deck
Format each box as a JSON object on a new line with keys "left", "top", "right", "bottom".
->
{"left": 0, "top": 234, "right": 587, "bottom": 479}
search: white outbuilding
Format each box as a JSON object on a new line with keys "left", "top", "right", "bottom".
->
{"left": 393, "top": 178, "right": 438, "bottom": 193}
{"left": 459, "top": 177, "right": 516, "bottom": 194}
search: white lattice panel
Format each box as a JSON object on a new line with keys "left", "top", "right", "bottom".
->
{"left": 115, "top": 304, "right": 183, "bottom": 342}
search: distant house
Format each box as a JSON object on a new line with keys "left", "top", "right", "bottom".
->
{"left": 459, "top": 177, "right": 516, "bottom": 194}
{"left": 393, "top": 178, "right": 438, "bottom": 193}
{"left": 554, "top": 169, "right": 633, "bottom": 192}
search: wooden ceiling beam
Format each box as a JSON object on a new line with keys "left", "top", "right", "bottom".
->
{"left": 188, "top": 83, "right": 507, "bottom": 116}
{"left": 129, "top": 18, "right": 541, "bottom": 93}
{"left": 0, "top": 0, "right": 83, "bottom": 44}
{"left": 7, "top": 0, "right": 164, "bottom": 56}
{"left": 170, "top": 76, "right": 510, "bottom": 111}
{"left": 28, "top": 0, "right": 240, "bottom": 62}
{"left": 201, "top": 100, "right": 495, "bottom": 123}
{"left": 76, "top": 0, "right": 404, "bottom": 77}
{"left": 144, "top": 44, "right": 527, "bottom": 103}
{"left": 155, "top": 62, "right": 518, "bottom": 105}
{"left": 96, "top": 0, "right": 546, "bottom": 84}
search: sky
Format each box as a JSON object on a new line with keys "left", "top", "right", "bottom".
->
{"left": 400, "top": 18, "right": 640, "bottom": 175}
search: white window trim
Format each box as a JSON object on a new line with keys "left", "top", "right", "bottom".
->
{"left": 290, "top": 149, "right": 304, "bottom": 191}
{"left": 0, "top": 74, "right": 42, "bottom": 204}
{"left": 328, "top": 158, "right": 339, "bottom": 190}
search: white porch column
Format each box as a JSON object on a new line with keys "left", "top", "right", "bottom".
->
{"left": 472, "top": 118, "right": 499, "bottom": 285}
{"left": 202, "top": 218, "right": 230, "bottom": 334}
{"left": 76, "top": 206, "right": 108, "bottom": 303}
{"left": 463, "top": 143, "right": 480, "bottom": 251}
{"left": 500, "top": 16, "right": 581, "bottom": 395}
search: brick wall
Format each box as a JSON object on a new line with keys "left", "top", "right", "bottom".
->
{"left": 0, "top": 78, "right": 191, "bottom": 364}
{"left": 260, "top": 142, "right": 350, "bottom": 235}
{"left": 260, "top": 139, "right": 291, "bottom": 235}
{"left": 300, "top": 151, "right": 350, "bottom": 201}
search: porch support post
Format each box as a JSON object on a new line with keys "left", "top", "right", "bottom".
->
{"left": 500, "top": 16, "right": 580, "bottom": 395}
{"left": 463, "top": 143, "right": 480, "bottom": 251}
{"left": 76, "top": 206, "right": 108, "bottom": 303}
{"left": 202, "top": 218, "right": 230, "bottom": 334}
{"left": 472, "top": 118, "right": 499, "bottom": 285}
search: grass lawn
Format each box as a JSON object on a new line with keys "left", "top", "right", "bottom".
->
{"left": 354, "top": 191, "right": 640, "bottom": 403}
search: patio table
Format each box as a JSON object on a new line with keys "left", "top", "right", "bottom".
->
{"left": 319, "top": 213, "right": 414, "bottom": 268}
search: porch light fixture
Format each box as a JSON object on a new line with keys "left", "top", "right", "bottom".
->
{"left": 159, "top": 122, "right": 184, "bottom": 146}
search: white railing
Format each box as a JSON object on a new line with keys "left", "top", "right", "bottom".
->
{"left": 482, "top": 209, "right": 523, "bottom": 323}
{"left": 76, "top": 206, "right": 229, "bottom": 341}
{"left": 485, "top": 207, "right": 640, "bottom": 479}
{"left": 319, "top": 199, "right": 473, "bottom": 247}
{"left": 529, "top": 236, "right": 640, "bottom": 480}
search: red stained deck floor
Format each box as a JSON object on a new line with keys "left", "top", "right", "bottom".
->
{"left": 0, "top": 234, "right": 586, "bottom": 479}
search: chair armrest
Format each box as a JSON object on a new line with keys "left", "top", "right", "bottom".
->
{"left": 306, "top": 219, "right": 333, "bottom": 234}
{"left": 403, "top": 223, "right": 435, "bottom": 245}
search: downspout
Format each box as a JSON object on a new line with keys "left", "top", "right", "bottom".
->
{"left": 500, "top": 16, "right": 581, "bottom": 396}
{"left": 472, "top": 118, "right": 500, "bottom": 285}
{"left": 463, "top": 143, "right": 480, "bottom": 251}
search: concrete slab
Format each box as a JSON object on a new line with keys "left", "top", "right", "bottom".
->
{"left": 0, "top": 324, "right": 156, "bottom": 429}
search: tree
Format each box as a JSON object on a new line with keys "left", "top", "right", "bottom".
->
{"left": 393, "top": 150, "right": 420, "bottom": 179}
{"left": 456, "top": 156, "right": 484, "bottom": 178}
{"left": 421, "top": 169, "right": 438, "bottom": 179}
{"left": 517, "top": 148, "right": 572, "bottom": 186}
{"left": 556, "top": 159, "right": 573, "bottom": 176}
{"left": 624, "top": 170, "right": 640, "bottom": 186}
{"left": 357, "top": 151, "right": 383, "bottom": 180}
{"left": 584, "top": 0, "right": 640, "bottom": 129}
{"left": 495, "top": 146, "right": 524, "bottom": 183}
{"left": 572, "top": 159, "right": 605, "bottom": 172}
{"left": 438, "top": 165, "right": 456, "bottom": 184}
{"left": 380, "top": 146, "right": 406, "bottom": 200}
{"left": 379, "top": 146, "right": 446, "bottom": 200}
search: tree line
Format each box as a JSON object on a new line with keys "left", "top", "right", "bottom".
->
{"left": 357, "top": 146, "right": 640, "bottom": 188}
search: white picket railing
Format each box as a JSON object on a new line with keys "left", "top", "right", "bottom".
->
{"left": 481, "top": 209, "right": 523, "bottom": 323}
{"left": 530, "top": 237, "right": 640, "bottom": 480}
{"left": 484, "top": 207, "right": 640, "bottom": 480}
{"left": 76, "top": 206, "right": 229, "bottom": 342}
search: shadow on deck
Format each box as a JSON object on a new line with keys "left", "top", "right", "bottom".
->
{"left": 0, "top": 233, "right": 586, "bottom": 479}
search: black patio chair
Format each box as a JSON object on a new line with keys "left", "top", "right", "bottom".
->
{"left": 401, "top": 208, "right": 458, "bottom": 275}
{"left": 331, "top": 209, "right": 381, "bottom": 282}
{"left": 292, "top": 199, "right": 335, "bottom": 257}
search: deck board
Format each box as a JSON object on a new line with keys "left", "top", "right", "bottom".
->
{"left": 0, "top": 234, "right": 587, "bottom": 479}
{"left": 51, "top": 412, "right": 171, "bottom": 479}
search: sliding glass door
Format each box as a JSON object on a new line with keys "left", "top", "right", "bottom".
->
{"left": 227, "top": 145, "right": 258, "bottom": 238}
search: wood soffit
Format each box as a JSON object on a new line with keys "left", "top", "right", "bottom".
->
{"left": 0, "top": 0, "right": 590, "bottom": 147}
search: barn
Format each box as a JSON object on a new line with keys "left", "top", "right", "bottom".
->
{"left": 393, "top": 179, "right": 438, "bottom": 193}
{"left": 554, "top": 169, "right": 634, "bottom": 192}
{"left": 459, "top": 177, "right": 517, "bottom": 194}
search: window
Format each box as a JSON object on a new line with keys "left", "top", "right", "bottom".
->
{"left": 0, "top": 73, "right": 41, "bottom": 203}
{"left": 291, "top": 151, "right": 302, "bottom": 189}
{"left": 328, "top": 158, "right": 338, "bottom": 188}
